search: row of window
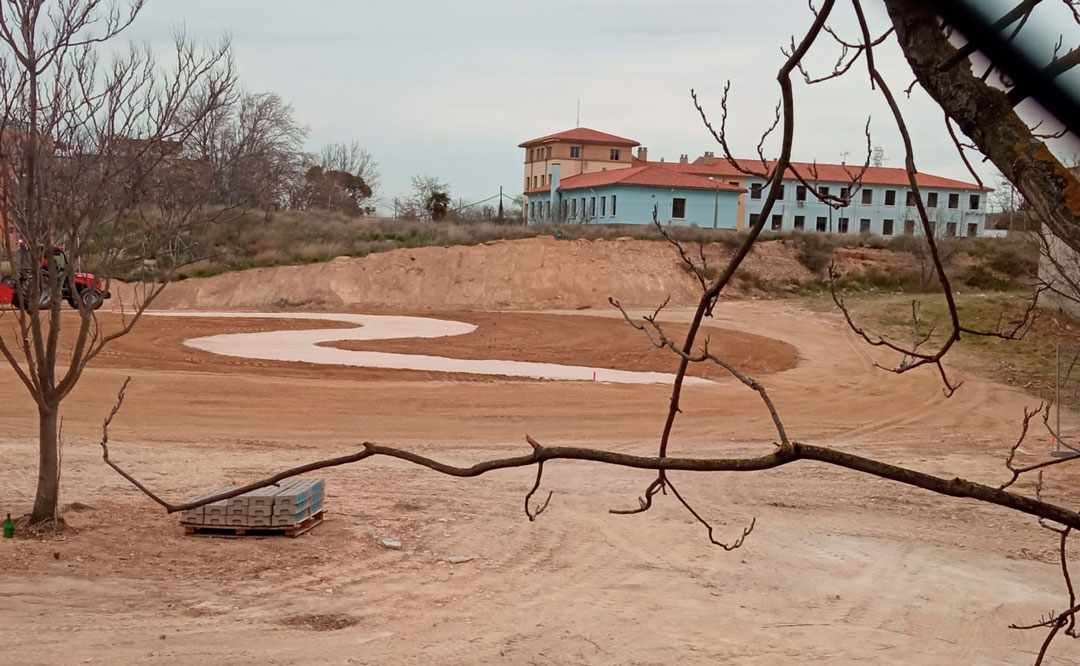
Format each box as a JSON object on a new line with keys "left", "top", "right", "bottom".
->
{"left": 528, "top": 195, "right": 618, "bottom": 220}
{"left": 748, "top": 183, "right": 981, "bottom": 210}
{"left": 527, "top": 146, "right": 553, "bottom": 162}
{"left": 749, "top": 213, "right": 979, "bottom": 237}
{"left": 525, "top": 146, "right": 621, "bottom": 163}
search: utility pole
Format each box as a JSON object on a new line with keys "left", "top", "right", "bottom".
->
{"left": 498, "top": 185, "right": 504, "bottom": 223}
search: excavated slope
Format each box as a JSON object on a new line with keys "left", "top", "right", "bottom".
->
{"left": 146, "top": 236, "right": 898, "bottom": 311}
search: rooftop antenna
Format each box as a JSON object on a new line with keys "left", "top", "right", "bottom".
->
{"left": 576, "top": 99, "right": 580, "bottom": 127}
{"left": 839, "top": 150, "right": 850, "bottom": 165}
{"left": 872, "top": 145, "right": 886, "bottom": 167}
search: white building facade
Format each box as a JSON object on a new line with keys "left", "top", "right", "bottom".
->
{"left": 742, "top": 177, "right": 988, "bottom": 237}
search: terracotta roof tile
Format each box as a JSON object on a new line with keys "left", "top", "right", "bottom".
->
{"left": 519, "top": 127, "right": 640, "bottom": 148}
{"left": 525, "top": 164, "right": 745, "bottom": 195}
{"left": 655, "top": 157, "right": 990, "bottom": 191}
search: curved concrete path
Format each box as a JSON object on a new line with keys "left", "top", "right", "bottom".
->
{"left": 149, "top": 312, "right": 709, "bottom": 385}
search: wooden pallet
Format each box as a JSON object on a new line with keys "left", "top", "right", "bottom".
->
{"left": 184, "top": 510, "right": 325, "bottom": 538}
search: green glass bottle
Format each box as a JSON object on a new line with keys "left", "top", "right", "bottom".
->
{"left": 3, "top": 513, "right": 13, "bottom": 538}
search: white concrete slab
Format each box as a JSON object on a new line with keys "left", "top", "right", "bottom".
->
{"left": 148, "top": 312, "right": 708, "bottom": 385}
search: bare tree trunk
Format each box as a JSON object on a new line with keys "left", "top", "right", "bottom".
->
{"left": 884, "top": 0, "right": 1080, "bottom": 254}
{"left": 31, "top": 404, "right": 59, "bottom": 523}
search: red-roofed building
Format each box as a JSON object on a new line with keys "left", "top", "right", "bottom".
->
{"left": 525, "top": 162, "right": 743, "bottom": 227}
{"left": 521, "top": 128, "right": 991, "bottom": 236}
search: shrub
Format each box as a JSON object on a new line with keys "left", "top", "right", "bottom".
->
{"left": 790, "top": 232, "right": 839, "bottom": 275}
{"left": 961, "top": 264, "right": 1017, "bottom": 291}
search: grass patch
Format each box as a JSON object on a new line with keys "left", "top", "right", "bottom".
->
{"left": 812, "top": 289, "right": 1079, "bottom": 404}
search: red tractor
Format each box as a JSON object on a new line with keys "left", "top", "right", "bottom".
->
{"left": 0, "top": 243, "right": 110, "bottom": 310}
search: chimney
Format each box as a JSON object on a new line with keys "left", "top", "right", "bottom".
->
{"left": 550, "top": 163, "right": 560, "bottom": 192}
{"left": 636, "top": 146, "right": 648, "bottom": 162}
{"left": 703, "top": 151, "right": 715, "bottom": 166}
{"left": 679, "top": 154, "right": 688, "bottom": 165}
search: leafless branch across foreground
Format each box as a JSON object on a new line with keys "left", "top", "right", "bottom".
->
{"left": 99, "top": 378, "right": 1080, "bottom": 532}
{"left": 96, "top": 0, "right": 1080, "bottom": 661}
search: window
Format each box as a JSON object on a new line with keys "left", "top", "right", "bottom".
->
{"left": 967, "top": 223, "right": 978, "bottom": 237}
{"left": 611, "top": 195, "right": 617, "bottom": 216}
{"left": 948, "top": 193, "right": 959, "bottom": 209}
{"left": 816, "top": 216, "right": 827, "bottom": 232}
{"left": 906, "top": 190, "right": 916, "bottom": 207}
{"left": 528, "top": 149, "right": 534, "bottom": 162}
{"left": 672, "top": 198, "right": 686, "bottom": 219}
{"left": 946, "top": 222, "right": 957, "bottom": 237}
{"left": 540, "top": 174, "right": 545, "bottom": 187}
{"left": 529, "top": 202, "right": 535, "bottom": 218}
{"left": 533, "top": 176, "right": 538, "bottom": 188}
{"left": 885, "top": 190, "right": 896, "bottom": 206}
{"left": 609, "top": 148, "right": 620, "bottom": 160}
{"left": 819, "top": 186, "right": 831, "bottom": 201}
{"left": 771, "top": 214, "right": 782, "bottom": 231}
{"left": 861, "top": 188, "right": 873, "bottom": 205}
{"left": 751, "top": 183, "right": 763, "bottom": 200}
{"left": 546, "top": 146, "right": 552, "bottom": 159}
{"left": 777, "top": 184, "right": 785, "bottom": 200}
{"left": 927, "top": 192, "right": 938, "bottom": 208}
{"left": 571, "top": 199, "right": 577, "bottom": 218}
{"left": 562, "top": 200, "right": 568, "bottom": 220}
{"left": 580, "top": 198, "right": 586, "bottom": 218}
{"left": 525, "top": 177, "right": 529, "bottom": 191}
{"left": 904, "top": 219, "right": 916, "bottom": 234}
{"left": 601, "top": 196, "right": 606, "bottom": 217}
{"left": 570, "top": 146, "right": 581, "bottom": 158}
{"left": 589, "top": 197, "right": 596, "bottom": 217}
{"left": 860, "top": 218, "right": 871, "bottom": 233}
{"left": 840, "top": 186, "right": 849, "bottom": 200}
{"left": 969, "top": 194, "right": 980, "bottom": 210}
{"left": 838, "top": 217, "right": 849, "bottom": 233}
{"left": 543, "top": 201, "right": 550, "bottom": 218}
{"left": 749, "top": 213, "right": 760, "bottom": 226}
{"left": 796, "top": 185, "right": 807, "bottom": 202}
{"left": 882, "top": 219, "right": 894, "bottom": 235}
{"left": 794, "top": 215, "right": 805, "bottom": 230}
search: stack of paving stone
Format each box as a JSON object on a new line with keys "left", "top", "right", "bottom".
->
{"left": 180, "top": 478, "right": 325, "bottom": 530}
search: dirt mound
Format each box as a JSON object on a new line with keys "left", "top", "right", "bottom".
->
{"left": 135, "top": 236, "right": 920, "bottom": 312}
{"left": 832, "top": 246, "right": 919, "bottom": 276}
{"left": 147, "top": 237, "right": 820, "bottom": 311}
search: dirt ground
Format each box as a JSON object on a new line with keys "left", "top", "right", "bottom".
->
{"left": 0, "top": 301, "right": 1078, "bottom": 665}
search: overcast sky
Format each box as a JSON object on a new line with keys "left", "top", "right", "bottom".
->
{"left": 125, "top": 0, "right": 1075, "bottom": 212}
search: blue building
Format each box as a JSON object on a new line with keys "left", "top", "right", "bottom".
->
{"left": 520, "top": 127, "right": 991, "bottom": 236}
{"left": 524, "top": 163, "right": 743, "bottom": 227}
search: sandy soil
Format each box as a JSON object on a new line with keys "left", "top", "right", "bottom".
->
{"left": 0, "top": 301, "right": 1077, "bottom": 665}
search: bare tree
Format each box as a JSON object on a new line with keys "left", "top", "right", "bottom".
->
{"left": 314, "top": 140, "right": 380, "bottom": 197}
{"left": 0, "top": 0, "right": 235, "bottom": 525}
{"left": 182, "top": 90, "right": 306, "bottom": 209}
{"left": 289, "top": 141, "right": 379, "bottom": 215}
{"left": 407, "top": 174, "right": 451, "bottom": 221}
{"left": 101, "top": 1, "right": 1080, "bottom": 662}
